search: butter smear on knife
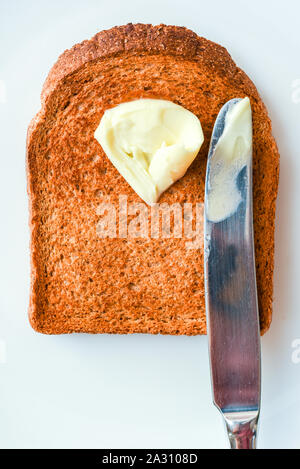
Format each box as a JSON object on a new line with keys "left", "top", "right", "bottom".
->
{"left": 206, "top": 97, "right": 252, "bottom": 223}
{"left": 94, "top": 99, "right": 204, "bottom": 204}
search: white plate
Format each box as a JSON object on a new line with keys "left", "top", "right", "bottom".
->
{"left": 0, "top": 0, "right": 299, "bottom": 449}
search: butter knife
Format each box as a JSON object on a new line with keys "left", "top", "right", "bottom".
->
{"left": 204, "top": 98, "right": 261, "bottom": 449}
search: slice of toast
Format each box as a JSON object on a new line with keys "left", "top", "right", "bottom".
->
{"left": 27, "top": 24, "right": 279, "bottom": 335}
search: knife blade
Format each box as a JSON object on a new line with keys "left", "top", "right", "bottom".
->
{"left": 204, "top": 98, "right": 261, "bottom": 449}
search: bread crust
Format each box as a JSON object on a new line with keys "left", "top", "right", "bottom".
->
{"left": 27, "top": 23, "right": 279, "bottom": 335}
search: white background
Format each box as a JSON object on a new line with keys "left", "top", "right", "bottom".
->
{"left": 0, "top": 0, "right": 300, "bottom": 449}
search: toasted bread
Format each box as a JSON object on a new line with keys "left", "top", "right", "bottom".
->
{"left": 27, "top": 24, "right": 279, "bottom": 335}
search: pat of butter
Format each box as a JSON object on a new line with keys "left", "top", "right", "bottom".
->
{"left": 94, "top": 99, "right": 204, "bottom": 204}
{"left": 207, "top": 97, "right": 252, "bottom": 223}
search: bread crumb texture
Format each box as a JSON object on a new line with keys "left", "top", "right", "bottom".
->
{"left": 27, "top": 24, "right": 279, "bottom": 335}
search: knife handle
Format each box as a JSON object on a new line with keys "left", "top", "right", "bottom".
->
{"left": 223, "top": 411, "right": 259, "bottom": 449}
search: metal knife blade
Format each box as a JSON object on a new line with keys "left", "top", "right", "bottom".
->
{"left": 204, "top": 98, "right": 261, "bottom": 449}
